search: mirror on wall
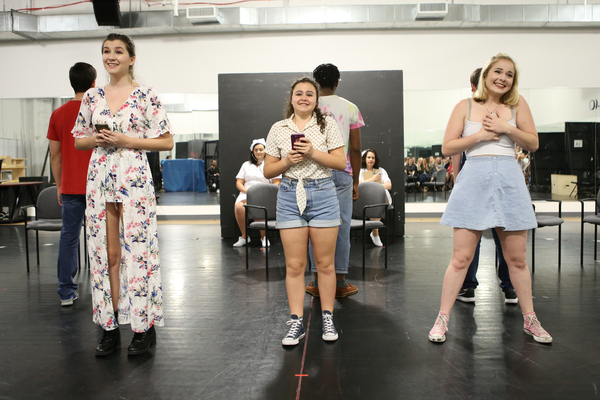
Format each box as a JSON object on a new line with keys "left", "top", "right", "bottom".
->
{"left": 1, "top": 87, "right": 598, "bottom": 207}
{"left": 403, "top": 87, "right": 600, "bottom": 202}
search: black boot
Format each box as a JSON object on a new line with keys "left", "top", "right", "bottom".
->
{"left": 95, "top": 327, "right": 120, "bottom": 356}
{"left": 127, "top": 326, "right": 156, "bottom": 356}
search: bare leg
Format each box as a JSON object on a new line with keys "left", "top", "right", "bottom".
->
{"left": 280, "top": 227, "right": 309, "bottom": 317}
{"left": 494, "top": 228, "right": 534, "bottom": 314}
{"left": 439, "top": 228, "right": 482, "bottom": 314}
{"left": 105, "top": 202, "right": 122, "bottom": 312}
{"left": 234, "top": 200, "right": 247, "bottom": 239}
{"left": 309, "top": 226, "right": 339, "bottom": 312}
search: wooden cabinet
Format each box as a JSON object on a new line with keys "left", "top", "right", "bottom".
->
{"left": 0, "top": 156, "right": 28, "bottom": 183}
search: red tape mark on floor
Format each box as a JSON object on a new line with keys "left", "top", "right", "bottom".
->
{"left": 295, "top": 296, "right": 314, "bottom": 400}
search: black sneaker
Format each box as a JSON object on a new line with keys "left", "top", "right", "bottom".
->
{"left": 282, "top": 315, "right": 305, "bottom": 346}
{"left": 504, "top": 288, "right": 518, "bottom": 304}
{"left": 456, "top": 287, "right": 475, "bottom": 303}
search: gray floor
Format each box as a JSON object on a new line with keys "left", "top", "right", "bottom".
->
{"left": 1, "top": 219, "right": 600, "bottom": 399}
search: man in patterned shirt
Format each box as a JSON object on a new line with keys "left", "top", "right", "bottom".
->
{"left": 306, "top": 63, "right": 365, "bottom": 298}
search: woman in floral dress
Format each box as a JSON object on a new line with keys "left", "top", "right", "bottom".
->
{"left": 73, "top": 33, "right": 173, "bottom": 356}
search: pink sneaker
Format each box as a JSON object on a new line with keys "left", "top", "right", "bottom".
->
{"left": 523, "top": 312, "right": 552, "bottom": 344}
{"left": 428, "top": 312, "right": 449, "bottom": 343}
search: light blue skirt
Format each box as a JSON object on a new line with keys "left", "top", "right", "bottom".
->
{"left": 440, "top": 156, "right": 536, "bottom": 231}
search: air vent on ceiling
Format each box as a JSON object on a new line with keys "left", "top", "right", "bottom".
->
{"left": 186, "top": 6, "right": 221, "bottom": 24}
{"left": 416, "top": 2, "right": 448, "bottom": 19}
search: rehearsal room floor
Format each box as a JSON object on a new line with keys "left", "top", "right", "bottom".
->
{"left": 1, "top": 219, "right": 599, "bottom": 400}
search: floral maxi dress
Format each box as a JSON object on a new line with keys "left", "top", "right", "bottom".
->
{"left": 72, "top": 85, "right": 172, "bottom": 333}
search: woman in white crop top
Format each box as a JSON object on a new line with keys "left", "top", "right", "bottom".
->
{"left": 429, "top": 54, "right": 552, "bottom": 345}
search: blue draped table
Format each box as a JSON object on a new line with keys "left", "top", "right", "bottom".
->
{"left": 162, "top": 159, "right": 206, "bottom": 192}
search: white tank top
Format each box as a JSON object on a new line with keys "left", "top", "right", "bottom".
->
{"left": 463, "top": 98, "right": 517, "bottom": 158}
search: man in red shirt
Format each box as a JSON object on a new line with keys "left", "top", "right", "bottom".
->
{"left": 47, "top": 62, "right": 96, "bottom": 306}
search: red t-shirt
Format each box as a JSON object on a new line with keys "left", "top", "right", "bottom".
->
{"left": 46, "top": 100, "right": 92, "bottom": 195}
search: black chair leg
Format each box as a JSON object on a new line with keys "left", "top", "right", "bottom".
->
{"left": 245, "top": 211, "right": 249, "bottom": 271}
{"left": 595, "top": 225, "right": 598, "bottom": 261}
{"left": 558, "top": 225, "right": 562, "bottom": 269}
{"left": 265, "top": 226, "right": 269, "bottom": 279}
{"left": 531, "top": 228, "right": 535, "bottom": 274}
{"left": 35, "top": 231, "right": 40, "bottom": 265}
{"left": 24, "top": 227, "right": 30, "bottom": 273}
{"left": 384, "top": 225, "right": 388, "bottom": 269}
{"left": 580, "top": 220, "right": 584, "bottom": 265}
{"left": 362, "top": 225, "right": 366, "bottom": 275}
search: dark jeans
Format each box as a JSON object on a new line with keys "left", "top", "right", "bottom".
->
{"left": 56, "top": 194, "right": 85, "bottom": 300}
{"left": 419, "top": 173, "right": 431, "bottom": 186}
{"left": 462, "top": 229, "right": 513, "bottom": 291}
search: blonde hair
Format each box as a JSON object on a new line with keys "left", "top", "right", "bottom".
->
{"left": 474, "top": 53, "right": 520, "bottom": 106}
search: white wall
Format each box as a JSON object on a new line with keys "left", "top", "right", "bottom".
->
{"left": 1, "top": 28, "right": 599, "bottom": 99}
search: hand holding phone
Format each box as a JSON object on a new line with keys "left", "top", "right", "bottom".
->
{"left": 291, "top": 133, "right": 305, "bottom": 150}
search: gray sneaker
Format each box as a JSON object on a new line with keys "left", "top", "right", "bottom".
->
{"left": 61, "top": 291, "right": 79, "bottom": 307}
{"left": 322, "top": 311, "right": 338, "bottom": 341}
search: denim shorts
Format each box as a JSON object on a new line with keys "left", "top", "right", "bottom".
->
{"left": 276, "top": 177, "right": 341, "bottom": 229}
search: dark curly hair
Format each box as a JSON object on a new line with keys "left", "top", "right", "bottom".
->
{"left": 313, "top": 63, "right": 340, "bottom": 90}
{"left": 361, "top": 149, "right": 380, "bottom": 169}
{"left": 284, "top": 77, "right": 326, "bottom": 133}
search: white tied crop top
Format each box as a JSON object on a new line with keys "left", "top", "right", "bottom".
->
{"left": 463, "top": 98, "right": 517, "bottom": 158}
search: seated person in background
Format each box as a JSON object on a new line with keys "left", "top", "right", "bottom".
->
{"left": 444, "top": 157, "right": 454, "bottom": 190}
{"left": 233, "top": 139, "right": 281, "bottom": 248}
{"left": 418, "top": 157, "right": 435, "bottom": 190}
{"left": 207, "top": 159, "right": 220, "bottom": 193}
{"left": 434, "top": 157, "right": 444, "bottom": 172}
{"left": 517, "top": 151, "right": 530, "bottom": 187}
{"left": 405, "top": 157, "right": 418, "bottom": 183}
{"left": 359, "top": 149, "right": 392, "bottom": 247}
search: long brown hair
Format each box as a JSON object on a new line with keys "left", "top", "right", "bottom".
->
{"left": 284, "top": 77, "right": 326, "bottom": 133}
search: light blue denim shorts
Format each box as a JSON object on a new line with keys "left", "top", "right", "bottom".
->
{"left": 441, "top": 155, "right": 537, "bottom": 231}
{"left": 276, "top": 177, "right": 341, "bottom": 229}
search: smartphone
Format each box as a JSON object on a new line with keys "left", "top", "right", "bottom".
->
{"left": 95, "top": 123, "right": 110, "bottom": 132}
{"left": 291, "top": 133, "right": 305, "bottom": 150}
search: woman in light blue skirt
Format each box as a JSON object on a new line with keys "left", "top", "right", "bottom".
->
{"left": 429, "top": 54, "right": 552, "bottom": 344}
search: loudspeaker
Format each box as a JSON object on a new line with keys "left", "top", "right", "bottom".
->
{"left": 175, "top": 142, "right": 188, "bottom": 159}
{"left": 565, "top": 122, "right": 596, "bottom": 172}
{"left": 92, "top": 0, "right": 122, "bottom": 26}
{"left": 534, "top": 132, "right": 565, "bottom": 169}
